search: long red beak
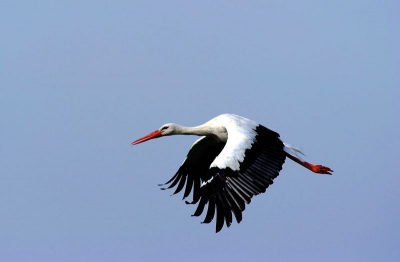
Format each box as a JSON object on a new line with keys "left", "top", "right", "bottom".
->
{"left": 131, "top": 130, "right": 162, "bottom": 145}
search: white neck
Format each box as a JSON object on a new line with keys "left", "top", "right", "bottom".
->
{"left": 176, "top": 124, "right": 215, "bottom": 136}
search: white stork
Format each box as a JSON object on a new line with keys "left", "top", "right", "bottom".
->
{"left": 132, "top": 114, "right": 333, "bottom": 232}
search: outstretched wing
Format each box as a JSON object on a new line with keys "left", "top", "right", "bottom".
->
{"left": 159, "top": 136, "right": 226, "bottom": 203}
{"left": 189, "top": 124, "right": 286, "bottom": 232}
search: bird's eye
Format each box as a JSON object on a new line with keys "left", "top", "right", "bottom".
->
{"left": 161, "top": 126, "right": 169, "bottom": 131}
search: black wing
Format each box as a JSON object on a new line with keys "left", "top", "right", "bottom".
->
{"left": 188, "top": 125, "right": 286, "bottom": 232}
{"left": 159, "top": 136, "right": 226, "bottom": 203}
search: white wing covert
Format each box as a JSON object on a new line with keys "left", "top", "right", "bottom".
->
{"left": 161, "top": 114, "right": 287, "bottom": 232}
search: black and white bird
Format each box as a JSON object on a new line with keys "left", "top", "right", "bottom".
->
{"left": 132, "top": 114, "right": 333, "bottom": 232}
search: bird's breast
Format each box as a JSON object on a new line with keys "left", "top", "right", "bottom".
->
{"left": 213, "top": 127, "right": 228, "bottom": 142}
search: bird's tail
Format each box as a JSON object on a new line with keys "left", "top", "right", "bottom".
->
{"left": 283, "top": 143, "right": 305, "bottom": 160}
{"left": 283, "top": 143, "right": 333, "bottom": 175}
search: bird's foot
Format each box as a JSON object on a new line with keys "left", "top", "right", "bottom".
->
{"left": 310, "top": 164, "right": 333, "bottom": 175}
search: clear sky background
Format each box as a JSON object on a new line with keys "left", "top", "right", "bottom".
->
{"left": 1, "top": 1, "right": 399, "bottom": 261}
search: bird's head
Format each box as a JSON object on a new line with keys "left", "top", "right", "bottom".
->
{"left": 131, "top": 123, "right": 178, "bottom": 145}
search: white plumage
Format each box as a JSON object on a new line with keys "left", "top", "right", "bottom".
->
{"left": 132, "top": 114, "right": 333, "bottom": 232}
{"left": 209, "top": 114, "right": 258, "bottom": 170}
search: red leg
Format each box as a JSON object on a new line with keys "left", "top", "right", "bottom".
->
{"left": 286, "top": 153, "right": 333, "bottom": 175}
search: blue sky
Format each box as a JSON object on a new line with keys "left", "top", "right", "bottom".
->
{"left": 1, "top": 1, "right": 399, "bottom": 261}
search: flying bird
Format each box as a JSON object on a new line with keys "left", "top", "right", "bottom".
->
{"left": 132, "top": 114, "right": 333, "bottom": 232}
